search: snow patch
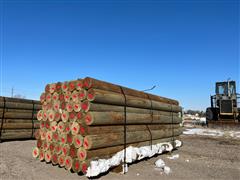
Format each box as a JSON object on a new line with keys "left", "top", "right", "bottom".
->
{"left": 167, "top": 154, "right": 179, "bottom": 160}
{"left": 155, "top": 159, "right": 165, "bottom": 168}
{"left": 86, "top": 140, "right": 181, "bottom": 177}
{"left": 183, "top": 128, "right": 240, "bottom": 138}
{"left": 163, "top": 166, "right": 171, "bottom": 174}
{"left": 155, "top": 159, "right": 171, "bottom": 174}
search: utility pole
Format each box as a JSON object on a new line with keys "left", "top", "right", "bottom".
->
{"left": 11, "top": 87, "right": 14, "bottom": 97}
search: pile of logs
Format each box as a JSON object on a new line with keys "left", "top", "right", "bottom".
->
{"left": 33, "top": 77, "right": 182, "bottom": 174}
{"left": 0, "top": 97, "right": 41, "bottom": 141}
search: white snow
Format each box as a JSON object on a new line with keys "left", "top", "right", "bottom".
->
{"left": 183, "top": 128, "right": 240, "bottom": 139}
{"left": 86, "top": 140, "right": 181, "bottom": 177}
{"left": 155, "top": 159, "right": 171, "bottom": 174}
{"left": 155, "top": 159, "right": 165, "bottom": 168}
{"left": 163, "top": 166, "right": 171, "bottom": 174}
{"left": 167, "top": 154, "right": 179, "bottom": 160}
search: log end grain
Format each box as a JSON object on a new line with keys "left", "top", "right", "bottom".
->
{"left": 61, "top": 110, "right": 69, "bottom": 122}
{"left": 51, "top": 153, "right": 58, "bottom": 165}
{"left": 72, "top": 159, "right": 81, "bottom": 173}
{"left": 32, "top": 147, "right": 39, "bottom": 158}
{"left": 69, "top": 145, "right": 77, "bottom": 158}
{"left": 62, "top": 144, "right": 70, "bottom": 156}
{"left": 60, "top": 133, "right": 67, "bottom": 144}
{"left": 83, "top": 77, "right": 92, "bottom": 89}
{"left": 81, "top": 100, "right": 90, "bottom": 112}
{"left": 77, "top": 147, "right": 87, "bottom": 161}
{"left": 81, "top": 161, "right": 89, "bottom": 174}
{"left": 65, "top": 156, "right": 73, "bottom": 170}
{"left": 58, "top": 155, "right": 66, "bottom": 167}
{"left": 67, "top": 133, "right": 73, "bottom": 145}
{"left": 61, "top": 82, "right": 69, "bottom": 92}
{"left": 73, "top": 134, "right": 83, "bottom": 148}
{"left": 71, "top": 122, "right": 80, "bottom": 135}
{"left": 84, "top": 113, "right": 93, "bottom": 125}
{"left": 83, "top": 136, "right": 92, "bottom": 150}
{"left": 44, "top": 151, "right": 52, "bottom": 163}
{"left": 39, "top": 150, "right": 45, "bottom": 161}
{"left": 87, "top": 89, "right": 95, "bottom": 101}
{"left": 76, "top": 80, "right": 83, "bottom": 90}
{"left": 55, "top": 143, "right": 62, "bottom": 154}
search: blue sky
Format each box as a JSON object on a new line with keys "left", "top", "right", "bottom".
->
{"left": 0, "top": 0, "right": 239, "bottom": 110}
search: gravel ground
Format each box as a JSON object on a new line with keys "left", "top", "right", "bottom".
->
{"left": 0, "top": 135, "right": 240, "bottom": 180}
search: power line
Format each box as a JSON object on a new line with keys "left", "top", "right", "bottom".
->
{"left": 142, "top": 85, "right": 156, "bottom": 92}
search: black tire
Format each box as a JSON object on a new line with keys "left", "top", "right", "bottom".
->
{"left": 206, "top": 107, "right": 218, "bottom": 121}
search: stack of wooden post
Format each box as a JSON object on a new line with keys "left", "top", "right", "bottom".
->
{"left": 33, "top": 77, "right": 182, "bottom": 174}
{"left": 0, "top": 96, "right": 41, "bottom": 141}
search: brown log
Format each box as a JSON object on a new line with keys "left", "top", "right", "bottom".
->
{"left": 83, "top": 127, "right": 182, "bottom": 150}
{"left": 1, "top": 128, "right": 38, "bottom": 133}
{"left": 0, "top": 119, "right": 38, "bottom": 123}
{"left": 0, "top": 101, "right": 41, "bottom": 110}
{"left": 32, "top": 147, "right": 40, "bottom": 158}
{"left": 37, "top": 139, "right": 42, "bottom": 148}
{"left": 73, "top": 134, "right": 84, "bottom": 148}
{"left": 1, "top": 122, "right": 39, "bottom": 129}
{"left": 49, "top": 142, "right": 55, "bottom": 152}
{"left": 0, "top": 108, "right": 39, "bottom": 113}
{"left": 72, "top": 158, "right": 82, "bottom": 173}
{"left": 84, "top": 102, "right": 180, "bottom": 116}
{"left": 50, "top": 121, "right": 57, "bottom": 132}
{"left": 54, "top": 143, "right": 62, "bottom": 154}
{"left": 81, "top": 160, "right": 89, "bottom": 174}
{"left": 39, "top": 149, "right": 45, "bottom": 161}
{"left": 71, "top": 121, "right": 80, "bottom": 135}
{"left": 52, "top": 92, "right": 59, "bottom": 102}
{"left": 84, "top": 111, "right": 181, "bottom": 125}
{"left": 0, "top": 131, "right": 36, "bottom": 140}
{"left": 80, "top": 137, "right": 180, "bottom": 174}
{"left": 82, "top": 77, "right": 179, "bottom": 105}
{"left": 42, "top": 141, "right": 49, "bottom": 151}
{"left": 35, "top": 130, "right": 41, "bottom": 140}
{"left": 57, "top": 121, "right": 65, "bottom": 133}
{"left": 69, "top": 145, "right": 77, "bottom": 158}
{"left": 46, "top": 131, "right": 53, "bottom": 142}
{"left": 79, "top": 124, "right": 180, "bottom": 136}
{"left": 66, "top": 133, "right": 73, "bottom": 145}
{"left": 45, "top": 150, "right": 52, "bottom": 163}
{"left": 57, "top": 79, "right": 83, "bottom": 93}
{"left": 0, "top": 111, "right": 37, "bottom": 119}
{"left": 52, "top": 132, "right": 59, "bottom": 143}
{"left": 78, "top": 137, "right": 177, "bottom": 161}
{"left": 0, "top": 96, "right": 40, "bottom": 104}
{"left": 51, "top": 153, "right": 59, "bottom": 165}
{"left": 84, "top": 89, "right": 181, "bottom": 112}
{"left": 60, "top": 133, "right": 67, "bottom": 144}
{"left": 58, "top": 154, "right": 66, "bottom": 167}
{"left": 65, "top": 156, "right": 73, "bottom": 170}
{"left": 62, "top": 144, "right": 70, "bottom": 156}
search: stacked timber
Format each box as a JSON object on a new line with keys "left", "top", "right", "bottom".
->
{"left": 0, "top": 97, "right": 41, "bottom": 141}
{"left": 33, "top": 77, "right": 182, "bottom": 174}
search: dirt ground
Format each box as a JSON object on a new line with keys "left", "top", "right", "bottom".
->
{"left": 0, "top": 134, "right": 240, "bottom": 180}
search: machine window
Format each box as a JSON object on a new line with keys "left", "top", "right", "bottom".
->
{"left": 217, "top": 84, "right": 226, "bottom": 94}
